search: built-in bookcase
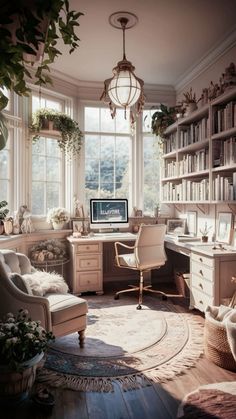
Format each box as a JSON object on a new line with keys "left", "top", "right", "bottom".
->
{"left": 162, "top": 87, "right": 236, "bottom": 203}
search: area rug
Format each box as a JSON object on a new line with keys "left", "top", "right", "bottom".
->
{"left": 177, "top": 381, "right": 236, "bottom": 418}
{"left": 37, "top": 294, "right": 204, "bottom": 392}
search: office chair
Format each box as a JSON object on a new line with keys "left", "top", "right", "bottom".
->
{"left": 114, "top": 224, "right": 167, "bottom": 309}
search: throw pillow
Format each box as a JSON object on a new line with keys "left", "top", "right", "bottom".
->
{"left": 9, "top": 273, "right": 33, "bottom": 295}
{"left": 22, "top": 270, "right": 69, "bottom": 296}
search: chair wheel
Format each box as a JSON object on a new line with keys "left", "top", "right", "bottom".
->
{"left": 114, "top": 294, "right": 119, "bottom": 300}
{"left": 136, "top": 304, "right": 142, "bottom": 310}
{"left": 162, "top": 295, "right": 167, "bottom": 301}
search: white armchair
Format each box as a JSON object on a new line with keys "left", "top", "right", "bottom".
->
{"left": 114, "top": 224, "right": 167, "bottom": 309}
{"left": 0, "top": 250, "right": 88, "bottom": 346}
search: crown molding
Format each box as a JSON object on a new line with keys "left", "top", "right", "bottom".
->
{"left": 175, "top": 26, "right": 236, "bottom": 93}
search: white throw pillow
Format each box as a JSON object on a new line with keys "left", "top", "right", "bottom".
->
{"left": 22, "top": 270, "right": 69, "bottom": 296}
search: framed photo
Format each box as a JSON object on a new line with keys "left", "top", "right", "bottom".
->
{"left": 73, "top": 220, "right": 83, "bottom": 233}
{"left": 166, "top": 219, "right": 186, "bottom": 235}
{"left": 187, "top": 211, "right": 197, "bottom": 236}
{"left": 216, "top": 212, "right": 232, "bottom": 244}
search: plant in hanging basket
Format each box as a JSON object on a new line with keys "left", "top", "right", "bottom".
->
{"left": 30, "top": 108, "right": 83, "bottom": 157}
{"left": 151, "top": 104, "right": 177, "bottom": 138}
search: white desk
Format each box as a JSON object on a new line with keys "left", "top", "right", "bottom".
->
{"left": 67, "top": 233, "right": 137, "bottom": 295}
{"left": 165, "top": 237, "right": 236, "bottom": 312}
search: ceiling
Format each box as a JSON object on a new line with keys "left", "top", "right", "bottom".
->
{"left": 51, "top": 0, "right": 236, "bottom": 88}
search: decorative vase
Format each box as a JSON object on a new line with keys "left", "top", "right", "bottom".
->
{"left": 202, "top": 236, "right": 208, "bottom": 243}
{"left": 52, "top": 221, "right": 65, "bottom": 230}
{"left": 0, "top": 352, "right": 44, "bottom": 406}
{"left": 3, "top": 220, "right": 13, "bottom": 235}
{"left": 185, "top": 102, "right": 197, "bottom": 116}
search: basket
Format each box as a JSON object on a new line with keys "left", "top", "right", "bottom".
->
{"left": 204, "top": 317, "right": 236, "bottom": 372}
{"left": 174, "top": 270, "right": 190, "bottom": 298}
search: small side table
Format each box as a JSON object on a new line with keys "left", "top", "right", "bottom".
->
{"left": 31, "top": 258, "right": 70, "bottom": 277}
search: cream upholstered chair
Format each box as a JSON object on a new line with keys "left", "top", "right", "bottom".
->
{"left": 0, "top": 250, "right": 88, "bottom": 346}
{"left": 114, "top": 224, "right": 167, "bottom": 309}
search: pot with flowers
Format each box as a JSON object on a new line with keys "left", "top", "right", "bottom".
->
{"left": 181, "top": 87, "right": 200, "bottom": 116}
{"left": 200, "top": 222, "right": 212, "bottom": 243}
{"left": 47, "top": 207, "right": 70, "bottom": 230}
{"left": 0, "top": 309, "right": 54, "bottom": 404}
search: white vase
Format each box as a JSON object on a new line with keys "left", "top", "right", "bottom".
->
{"left": 52, "top": 221, "right": 65, "bottom": 230}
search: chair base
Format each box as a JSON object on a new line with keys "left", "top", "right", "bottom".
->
{"left": 114, "top": 284, "right": 168, "bottom": 309}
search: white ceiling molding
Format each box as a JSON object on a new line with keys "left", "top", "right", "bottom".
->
{"left": 175, "top": 26, "right": 236, "bottom": 94}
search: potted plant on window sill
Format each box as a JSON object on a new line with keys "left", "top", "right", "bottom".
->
{"left": 30, "top": 109, "right": 83, "bottom": 157}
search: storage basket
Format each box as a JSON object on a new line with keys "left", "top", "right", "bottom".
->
{"left": 204, "top": 317, "right": 236, "bottom": 372}
{"left": 174, "top": 270, "right": 190, "bottom": 298}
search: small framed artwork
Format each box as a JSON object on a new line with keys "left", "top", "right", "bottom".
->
{"left": 187, "top": 211, "right": 197, "bottom": 236}
{"left": 73, "top": 220, "right": 83, "bottom": 233}
{"left": 166, "top": 219, "right": 186, "bottom": 235}
{"left": 216, "top": 212, "right": 232, "bottom": 244}
{"left": 135, "top": 209, "right": 143, "bottom": 217}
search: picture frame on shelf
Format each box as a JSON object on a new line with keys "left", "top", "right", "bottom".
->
{"left": 166, "top": 219, "right": 186, "bottom": 235}
{"left": 73, "top": 220, "right": 83, "bottom": 233}
{"left": 187, "top": 211, "right": 197, "bottom": 236}
{"left": 216, "top": 212, "right": 232, "bottom": 244}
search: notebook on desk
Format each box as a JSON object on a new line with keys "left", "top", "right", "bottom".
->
{"left": 165, "top": 234, "right": 201, "bottom": 242}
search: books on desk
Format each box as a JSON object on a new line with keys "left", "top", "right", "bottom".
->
{"left": 166, "top": 234, "right": 201, "bottom": 242}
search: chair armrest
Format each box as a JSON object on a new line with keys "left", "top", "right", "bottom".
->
{"left": 114, "top": 241, "right": 135, "bottom": 268}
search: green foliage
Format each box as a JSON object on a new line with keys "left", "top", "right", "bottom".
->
{"left": 0, "top": 200, "right": 9, "bottom": 220}
{"left": 0, "top": 1, "right": 84, "bottom": 111}
{"left": 151, "top": 104, "right": 176, "bottom": 138}
{"left": 30, "top": 108, "right": 83, "bottom": 157}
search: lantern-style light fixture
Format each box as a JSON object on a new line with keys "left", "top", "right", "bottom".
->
{"left": 100, "top": 12, "right": 145, "bottom": 125}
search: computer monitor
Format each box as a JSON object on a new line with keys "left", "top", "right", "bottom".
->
{"left": 90, "top": 199, "right": 129, "bottom": 231}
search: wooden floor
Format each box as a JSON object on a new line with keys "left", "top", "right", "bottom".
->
{"left": 3, "top": 283, "right": 236, "bottom": 419}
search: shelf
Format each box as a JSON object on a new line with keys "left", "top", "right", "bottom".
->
{"left": 162, "top": 170, "right": 209, "bottom": 183}
{"left": 211, "top": 126, "right": 236, "bottom": 140}
{"left": 177, "top": 104, "right": 209, "bottom": 126}
{"left": 212, "top": 164, "right": 236, "bottom": 173}
{"left": 164, "top": 121, "right": 178, "bottom": 135}
{"left": 211, "top": 86, "right": 236, "bottom": 106}
{"left": 162, "top": 150, "right": 177, "bottom": 159}
{"left": 177, "top": 138, "right": 209, "bottom": 154}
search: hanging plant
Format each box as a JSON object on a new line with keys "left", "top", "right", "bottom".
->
{"left": 0, "top": 1, "right": 84, "bottom": 111}
{"left": 30, "top": 108, "right": 83, "bottom": 157}
{"left": 151, "top": 104, "right": 177, "bottom": 138}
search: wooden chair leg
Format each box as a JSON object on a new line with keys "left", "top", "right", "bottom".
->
{"left": 78, "top": 330, "right": 85, "bottom": 347}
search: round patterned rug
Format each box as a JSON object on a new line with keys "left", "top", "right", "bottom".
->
{"left": 37, "top": 294, "right": 204, "bottom": 392}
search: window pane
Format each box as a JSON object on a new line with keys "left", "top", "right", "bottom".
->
{"left": 0, "top": 180, "right": 8, "bottom": 202}
{"left": 32, "top": 137, "right": 45, "bottom": 154}
{"left": 0, "top": 149, "right": 8, "bottom": 178}
{"left": 32, "top": 156, "right": 45, "bottom": 180}
{"left": 46, "top": 183, "right": 60, "bottom": 209}
{"left": 85, "top": 107, "right": 99, "bottom": 131}
{"left": 143, "top": 133, "right": 160, "bottom": 215}
{"left": 47, "top": 158, "right": 60, "bottom": 181}
{"left": 84, "top": 106, "right": 132, "bottom": 210}
{"left": 32, "top": 182, "right": 44, "bottom": 214}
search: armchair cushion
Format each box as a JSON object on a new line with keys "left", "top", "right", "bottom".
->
{"left": 22, "top": 270, "right": 69, "bottom": 297}
{"left": 46, "top": 293, "right": 88, "bottom": 325}
{"left": 9, "top": 273, "right": 33, "bottom": 295}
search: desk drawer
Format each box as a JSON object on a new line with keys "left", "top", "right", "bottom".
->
{"left": 191, "top": 274, "right": 213, "bottom": 296}
{"left": 76, "top": 243, "right": 101, "bottom": 254}
{"left": 76, "top": 254, "right": 101, "bottom": 271}
{"left": 191, "top": 261, "right": 214, "bottom": 282}
{"left": 191, "top": 252, "right": 214, "bottom": 268}
{"left": 76, "top": 271, "right": 102, "bottom": 292}
{"left": 191, "top": 288, "right": 213, "bottom": 312}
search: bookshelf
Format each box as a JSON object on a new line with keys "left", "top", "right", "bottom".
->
{"left": 161, "top": 86, "right": 236, "bottom": 204}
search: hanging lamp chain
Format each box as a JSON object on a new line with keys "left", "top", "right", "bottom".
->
{"left": 118, "top": 17, "right": 129, "bottom": 60}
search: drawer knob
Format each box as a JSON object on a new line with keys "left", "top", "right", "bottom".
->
{"left": 199, "top": 300, "right": 203, "bottom": 305}
{"left": 199, "top": 269, "right": 203, "bottom": 276}
{"left": 198, "top": 283, "right": 203, "bottom": 289}
{"left": 199, "top": 257, "right": 203, "bottom": 262}
{"left": 86, "top": 246, "right": 89, "bottom": 250}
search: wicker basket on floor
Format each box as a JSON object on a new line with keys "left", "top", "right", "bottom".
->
{"left": 204, "top": 317, "right": 236, "bottom": 372}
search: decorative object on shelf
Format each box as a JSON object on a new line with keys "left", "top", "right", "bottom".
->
{"left": 181, "top": 87, "right": 199, "bottom": 116}
{"left": 208, "top": 81, "right": 220, "bottom": 100}
{"left": 0, "top": 309, "right": 54, "bottom": 404}
{"left": 3, "top": 217, "right": 13, "bottom": 236}
{"left": 200, "top": 222, "right": 212, "bottom": 242}
{"left": 0, "top": 200, "right": 9, "bottom": 235}
{"left": 47, "top": 207, "right": 70, "bottom": 230}
{"left": 12, "top": 211, "right": 20, "bottom": 235}
{"left": 221, "top": 62, "right": 236, "bottom": 91}
{"left": 30, "top": 108, "right": 83, "bottom": 157}
{"left": 216, "top": 212, "right": 232, "bottom": 245}
{"left": 30, "top": 239, "right": 68, "bottom": 263}
{"left": 73, "top": 219, "right": 90, "bottom": 237}
{"left": 151, "top": 104, "right": 177, "bottom": 138}
{"left": 0, "top": 1, "right": 84, "bottom": 112}
{"left": 100, "top": 11, "right": 145, "bottom": 126}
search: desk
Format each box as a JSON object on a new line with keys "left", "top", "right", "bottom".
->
{"left": 67, "top": 233, "right": 137, "bottom": 295}
{"left": 165, "top": 237, "right": 236, "bottom": 312}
